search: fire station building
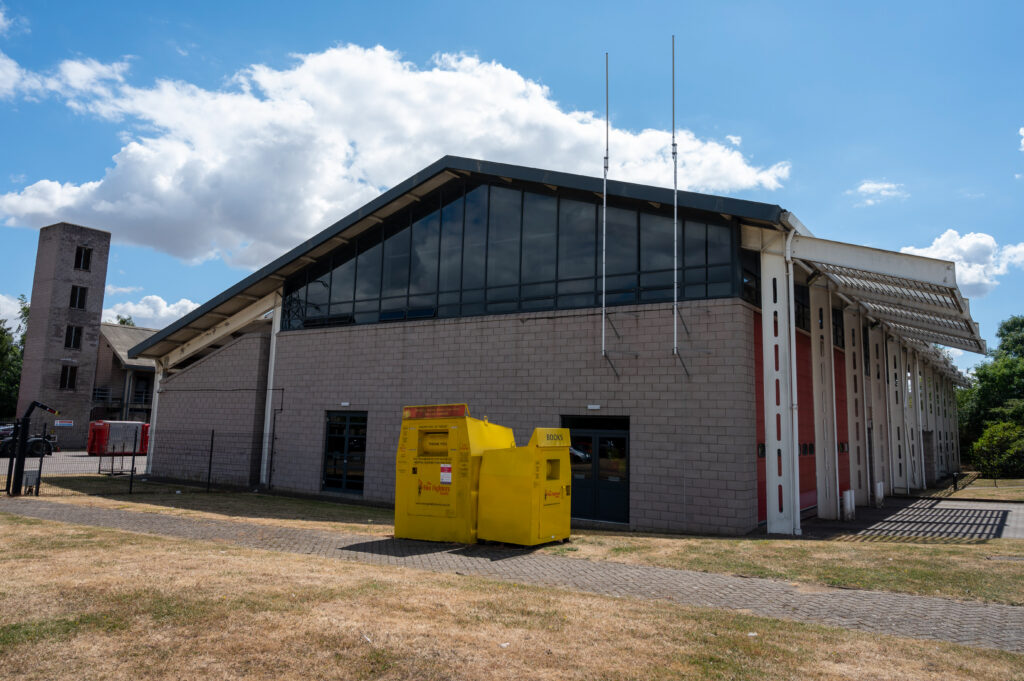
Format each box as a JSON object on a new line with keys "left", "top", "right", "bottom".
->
{"left": 129, "top": 157, "right": 983, "bottom": 535}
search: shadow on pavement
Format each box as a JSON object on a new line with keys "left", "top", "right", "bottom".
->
{"left": 340, "top": 537, "right": 542, "bottom": 562}
{"left": 795, "top": 497, "right": 1009, "bottom": 543}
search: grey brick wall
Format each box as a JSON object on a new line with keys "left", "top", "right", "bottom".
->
{"left": 152, "top": 332, "right": 270, "bottom": 488}
{"left": 261, "top": 299, "right": 759, "bottom": 535}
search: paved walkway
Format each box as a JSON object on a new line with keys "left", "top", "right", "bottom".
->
{"left": 1, "top": 497, "right": 1022, "bottom": 654}
{"left": 801, "top": 497, "right": 1024, "bottom": 540}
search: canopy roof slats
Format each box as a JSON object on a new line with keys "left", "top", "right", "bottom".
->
{"left": 787, "top": 234, "right": 983, "bottom": 383}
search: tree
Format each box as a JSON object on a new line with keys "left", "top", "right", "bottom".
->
{"left": 0, "top": 320, "right": 21, "bottom": 418}
{"left": 16, "top": 293, "right": 29, "bottom": 348}
{"left": 958, "top": 314, "right": 1024, "bottom": 458}
{"left": 116, "top": 314, "right": 136, "bottom": 327}
{"left": 972, "top": 421, "right": 1024, "bottom": 483}
{"left": 994, "top": 315, "right": 1024, "bottom": 360}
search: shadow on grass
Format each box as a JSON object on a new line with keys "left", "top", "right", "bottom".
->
{"left": 10, "top": 473, "right": 395, "bottom": 532}
{"left": 2, "top": 473, "right": 198, "bottom": 498}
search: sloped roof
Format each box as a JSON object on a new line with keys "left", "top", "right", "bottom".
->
{"left": 127, "top": 156, "right": 984, "bottom": 385}
{"left": 100, "top": 323, "right": 158, "bottom": 370}
{"left": 129, "top": 155, "right": 784, "bottom": 360}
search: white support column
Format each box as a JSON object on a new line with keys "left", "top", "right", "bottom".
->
{"left": 952, "top": 381, "right": 962, "bottom": 471}
{"left": 760, "top": 233, "right": 801, "bottom": 535}
{"left": 885, "top": 334, "right": 908, "bottom": 492}
{"left": 942, "top": 372, "right": 950, "bottom": 477}
{"left": 927, "top": 364, "right": 940, "bottom": 480}
{"left": 918, "top": 356, "right": 928, "bottom": 486}
{"left": 933, "top": 371, "right": 942, "bottom": 477}
{"left": 809, "top": 284, "right": 841, "bottom": 519}
{"left": 867, "top": 325, "right": 889, "bottom": 502}
{"left": 906, "top": 347, "right": 923, "bottom": 490}
{"left": 947, "top": 377, "right": 957, "bottom": 472}
{"left": 843, "top": 307, "right": 868, "bottom": 505}
{"left": 905, "top": 342, "right": 921, "bottom": 491}
{"left": 259, "top": 294, "right": 283, "bottom": 487}
{"left": 145, "top": 362, "right": 164, "bottom": 476}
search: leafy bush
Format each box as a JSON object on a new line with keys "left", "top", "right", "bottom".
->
{"left": 972, "top": 421, "right": 1024, "bottom": 481}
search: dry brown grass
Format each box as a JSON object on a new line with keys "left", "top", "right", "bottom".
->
{"left": 543, "top": 531, "right": 1024, "bottom": 605}
{"left": 950, "top": 479, "right": 1024, "bottom": 502}
{"left": 1, "top": 513, "right": 1022, "bottom": 681}
{"left": 39, "top": 491, "right": 1024, "bottom": 605}
{"left": 40, "top": 488, "right": 395, "bottom": 536}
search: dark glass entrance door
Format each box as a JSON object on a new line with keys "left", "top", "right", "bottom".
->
{"left": 568, "top": 429, "right": 629, "bottom": 523}
{"left": 323, "top": 412, "right": 367, "bottom": 493}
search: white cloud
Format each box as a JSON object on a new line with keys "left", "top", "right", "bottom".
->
{"left": 105, "top": 284, "right": 142, "bottom": 295}
{"left": 0, "top": 5, "right": 27, "bottom": 39}
{"left": 0, "top": 292, "right": 20, "bottom": 328}
{"left": 901, "top": 229, "right": 1024, "bottom": 297}
{"left": 847, "top": 180, "right": 909, "bottom": 207}
{"left": 0, "top": 50, "right": 21, "bottom": 98}
{"left": 0, "top": 45, "right": 790, "bottom": 269}
{"left": 725, "top": 135, "right": 741, "bottom": 146}
{"left": 1019, "top": 126, "right": 1023, "bottom": 152}
{"left": 102, "top": 295, "right": 199, "bottom": 328}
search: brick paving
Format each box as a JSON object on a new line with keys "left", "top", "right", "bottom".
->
{"left": 1, "top": 497, "right": 1022, "bottom": 654}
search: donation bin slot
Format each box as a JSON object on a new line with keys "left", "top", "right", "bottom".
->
{"left": 394, "top": 404, "right": 514, "bottom": 544}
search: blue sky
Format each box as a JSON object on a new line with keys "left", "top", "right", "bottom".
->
{"left": 0, "top": 1, "right": 1021, "bottom": 371}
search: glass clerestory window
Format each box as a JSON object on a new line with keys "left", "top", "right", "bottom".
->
{"left": 282, "top": 178, "right": 739, "bottom": 331}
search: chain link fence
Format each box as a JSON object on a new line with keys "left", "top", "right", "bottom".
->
{"left": 2, "top": 427, "right": 266, "bottom": 497}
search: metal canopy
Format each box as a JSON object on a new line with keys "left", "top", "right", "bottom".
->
{"left": 788, "top": 233, "right": 985, "bottom": 376}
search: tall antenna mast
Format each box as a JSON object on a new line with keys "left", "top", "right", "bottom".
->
{"left": 602, "top": 52, "right": 609, "bottom": 358}
{"left": 672, "top": 35, "right": 679, "bottom": 357}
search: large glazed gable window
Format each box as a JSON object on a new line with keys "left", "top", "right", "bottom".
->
{"left": 280, "top": 177, "right": 740, "bottom": 332}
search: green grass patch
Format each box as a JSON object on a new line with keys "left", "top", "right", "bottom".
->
{"left": 0, "top": 612, "right": 127, "bottom": 653}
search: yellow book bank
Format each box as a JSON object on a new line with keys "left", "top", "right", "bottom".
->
{"left": 394, "top": 404, "right": 572, "bottom": 546}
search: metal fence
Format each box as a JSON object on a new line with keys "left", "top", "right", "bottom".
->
{"left": 2, "top": 428, "right": 264, "bottom": 498}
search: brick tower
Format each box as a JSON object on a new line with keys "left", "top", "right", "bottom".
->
{"left": 17, "top": 223, "right": 110, "bottom": 448}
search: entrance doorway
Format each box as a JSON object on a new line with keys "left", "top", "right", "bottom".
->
{"left": 561, "top": 416, "right": 629, "bottom": 523}
{"left": 322, "top": 411, "right": 367, "bottom": 494}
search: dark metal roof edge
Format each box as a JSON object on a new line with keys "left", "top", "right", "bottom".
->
{"left": 130, "top": 155, "right": 784, "bottom": 358}
{"left": 445, "top": 157, "right": 784, "bottom": 224}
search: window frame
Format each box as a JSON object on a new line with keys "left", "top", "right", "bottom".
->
{"left": 69, "top": 285, "right": 88, "bottom": 310}
{"left": 280, "top": 176, "right": 741, "bottom": 332}
{"left": 74, "top": 246, "right": 92, "bottom": 271}
{"left": 59, "top": 365, "right": 78, "bottom": 391}
{"left": 64, "top": 325, "right": 82, "bottom": 349}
